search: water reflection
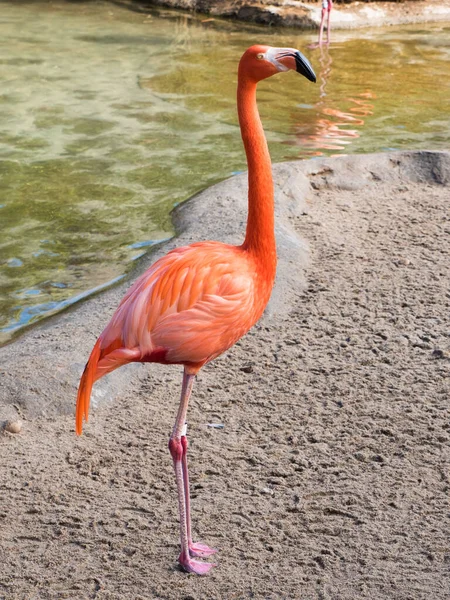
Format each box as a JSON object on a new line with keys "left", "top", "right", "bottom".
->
{"left": 289, "top": 46, "right": 376, "bottom": 158}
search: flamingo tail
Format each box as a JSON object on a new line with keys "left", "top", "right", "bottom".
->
{"left": 76, "top": 339, "right": 102, "bottom": 436}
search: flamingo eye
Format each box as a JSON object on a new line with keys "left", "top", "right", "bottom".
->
{"left": 256, "top": 53, "right": 265, "bottom": 60}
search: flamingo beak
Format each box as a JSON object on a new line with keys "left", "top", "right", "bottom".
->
{"left": 294, "top": 51, "right": 316, "bottom": 83}
{"left": 275, "top": 49, "right": 316, "bottom": 83}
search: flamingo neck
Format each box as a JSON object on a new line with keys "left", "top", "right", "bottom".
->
{"left": 238, "top": 77, "right": 276, "bottom": 269}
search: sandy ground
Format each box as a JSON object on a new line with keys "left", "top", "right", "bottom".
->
{"left": 0, "top": 151, "right": 449, "bottom": 599}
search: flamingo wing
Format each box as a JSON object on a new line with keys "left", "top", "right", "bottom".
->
{"left": 99, "top": 241, "right": 259, "bottom": 367}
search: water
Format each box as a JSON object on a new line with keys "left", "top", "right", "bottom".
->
{"left": 0, "top": 1, "right": 449, "bottom": 345}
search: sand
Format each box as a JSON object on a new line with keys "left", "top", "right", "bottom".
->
{"left": 0, "top": 150, "right": 449, "bottom": 599}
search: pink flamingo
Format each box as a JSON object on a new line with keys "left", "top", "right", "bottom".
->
{"left": 76, "top": 45, "right": 316, "bottom": 575}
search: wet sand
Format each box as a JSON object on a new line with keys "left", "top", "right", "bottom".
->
{"left": 1, "top": 151, "right": 449, "bottom": 599}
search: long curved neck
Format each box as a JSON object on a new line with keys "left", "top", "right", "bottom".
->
{"left": 238, "top": 76, "right": 276, "bottom": 265}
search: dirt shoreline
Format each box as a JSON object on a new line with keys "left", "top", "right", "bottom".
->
{"left": 1, "top": 151, "right": 449, "bottom": 599}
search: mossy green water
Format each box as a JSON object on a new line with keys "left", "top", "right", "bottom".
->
{"left": 0, "top": 2, "right": 449, "bottom": 344}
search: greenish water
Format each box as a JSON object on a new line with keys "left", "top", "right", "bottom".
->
{"left": 1, "top": 1, "right": 449, "bottom": 345}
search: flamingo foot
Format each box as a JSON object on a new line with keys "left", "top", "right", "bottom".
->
{"left": 189, "top": 541, "right": 217, "bottom": 558}
{"left": 179, "top": 552, "right": 216, "bottom": 575}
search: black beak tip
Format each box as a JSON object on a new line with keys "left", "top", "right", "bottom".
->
{"left": 295, "top": 52, "right": 316, "bottom": 83}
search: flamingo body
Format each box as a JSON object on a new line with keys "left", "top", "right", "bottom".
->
{"left": 76, "top": 44, "right": 315, "bottom": 575}
{"left": 76, "top": 241, "right": 274, "bottom": 433}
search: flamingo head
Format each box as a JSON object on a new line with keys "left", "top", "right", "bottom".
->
{"left": 239, "top": 45, "right": 316, "bottom": 84}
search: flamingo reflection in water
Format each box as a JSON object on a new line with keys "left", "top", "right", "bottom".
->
{"left": 288, "top": 45, "right": 376, "bottom": 158}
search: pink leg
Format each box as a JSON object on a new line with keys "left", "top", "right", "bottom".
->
{"left": 326, "top": 9, "right": 332, "bottom": 44}
{"left": 319, "top": 9, "right": 326, "bottom": 46}
{"left": 168, "top": 369, "right": 216, "bottom": 575}
{"left": 181, "top": 433, "right": 217, "bottom": 558}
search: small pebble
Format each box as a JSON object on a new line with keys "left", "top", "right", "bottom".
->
{"left": 5, "top": 420, "right": 22, "bottom": 434}
{"left": 394, "top": 257, "right": 411, "bottom": 266}
{"left": 432, "top": 348, "right": 449, "bottom": 359}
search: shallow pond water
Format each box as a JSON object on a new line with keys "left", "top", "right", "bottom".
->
{"left": 0, "top": 1, "right": 449, "bottom": 344}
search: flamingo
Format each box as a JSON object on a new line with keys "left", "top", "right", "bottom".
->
{"left": 76, "top": 45, "right": 316, "bottom": 575}
{"left": 319, "top": 0, "right": 333, "bottom": 46}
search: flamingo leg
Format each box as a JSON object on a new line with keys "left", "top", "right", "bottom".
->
{"left": 181, "top": 429, "right": 217, "bottom": 558}
{"left": 318, "top": 10, "right": 326, "bottom": 46}
{"left": 168, "top": 369, "right": 216, "bottom": 575}
{"left": 326, "top": 9, "right": 332, "bottom": 44}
